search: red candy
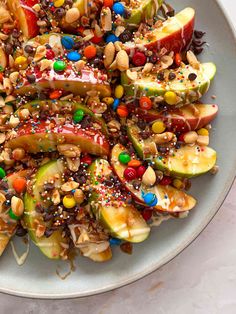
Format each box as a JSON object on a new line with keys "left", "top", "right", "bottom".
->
{"left": 124, "top": 167, "right": 137, "bottom": 181}
{"left": 136, "top": 165, "right": 146, "bottom": 178}
{"left": 142, "top": 209, "right": 153, "bottom": 221}
{"left": 91, "top": 34, "right": 103, "bottom": 44}
{"left": 132, "top": 52, "right": 147, "bottom": 67}
{"left": 160, "top": 176, "right": 172, "bottom": 186}
{"left": 12, "top": 177, "right": 27, "bottom": 194}
{"left": 81, "top": 154, "right": 92, "bottom": 166}
{"left": 46, "top": 49, "right": 55, "bottom": 60}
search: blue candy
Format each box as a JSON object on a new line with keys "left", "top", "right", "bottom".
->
{"left": 112, "top": 98, "right": 120, "bottom": 110}
{"left": 112, "top": 2, "right": 125, "bottom": 15}
{"left": 110, "top": 238, "right": 122, "bottom": 245}
{"left": 61, "top": 36, "right": 75, "bottom": 50}
{"left": 67, "top": 51, "right": 81, "bottom": 61}
{"left": 106, "top": 34, "right": 119, "bottom": 43}
{"left": 142, "top": 192, "right": 158, "bottom": 207}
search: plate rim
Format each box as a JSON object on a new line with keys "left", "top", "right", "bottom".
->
{"left": 0, "top": 0, "right": 236, "bottom": 299}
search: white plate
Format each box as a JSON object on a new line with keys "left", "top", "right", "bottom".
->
{"left": 0, "top": 0, "right": 235, "bottom": 299}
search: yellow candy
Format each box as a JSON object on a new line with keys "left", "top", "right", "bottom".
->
{"left": 173, "top": 179, "right": 184, "bottom": 190}
{"left": 152, "top": 120, "right": 166, "bottom": 134}
{"left": 197, "top": 128, "right": 209, "bottom": 136}
{"left": 164, "top": 91, "right": 177, "bottom": 105}
{"left": 102, "top": 97, "right": 114, "bottom": 105}
{"left": 63, "top": 195, "right": 76, "bottom": 209}
{"left": 14, "top": 56, "right": 28, "bottom": 69}
{"left": 114, "top": 85, "right": 124, "bottom": 99}
{"left": 54, "top": 0, "right": 65, "bottom": 7}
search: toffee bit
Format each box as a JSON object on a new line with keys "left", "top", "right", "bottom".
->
{"left": 120, "top": 242, "right": 133, "bottom": 255}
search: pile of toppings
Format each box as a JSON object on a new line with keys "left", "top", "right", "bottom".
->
{"left": 0, "top": 0, "right": 218, "bottom": 265}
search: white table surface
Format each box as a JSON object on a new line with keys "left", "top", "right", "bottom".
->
{"left": 1, "top": 1, "right": 235, "bottom": 313}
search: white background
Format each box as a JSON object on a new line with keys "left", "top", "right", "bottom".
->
{"left": 0, "top": 1, "right": 235, "bottom": 313}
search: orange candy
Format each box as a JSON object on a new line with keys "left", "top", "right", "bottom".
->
{"left": 84, "top": 45, "right": 97, "bottom": 59}
{"left": 128, "top": 160, "right": 141, "bottom": 168}
{"left": 175, "top": 53, "right": 182, "bottom": 67}
{"left": 139, "top": 96, "right": 152, "bottom": 110}
{"left": 49, "top": 90, "right": 62, "bottom": 99}
{"left": 0, "top": 73, "right": 3, "bottom": 82}
{"left": 103, "top": 0, "right": 114, "bottom": 7}
{"left": 117, "top": 105, "right": 128, "bottom": 117}
{"left": 12, "top": 177, "right": 27, "bottom": 194}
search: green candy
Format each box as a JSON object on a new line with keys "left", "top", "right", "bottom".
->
{"left": 9, "top": 208, "right": 21, "bottom": 220}
{"left": 0, "top": 167, "right": 6, "bottom": 179}
{"left": 118, "top": 152, "right": 131, "bottom": 164}
{"left": 53, "top": 60, "right": 66, "bottom": 72}
{"left": 73, "top": 109, "right": 84, "bottom": 123}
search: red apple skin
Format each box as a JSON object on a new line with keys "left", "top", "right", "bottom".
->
{"left": 6, "top": 120, "right": 110, "bottom": 156}
{"left": 7, "top": 0, "right": 39, "bottom": 39}
{"left": 125, "top": 8, "right": 195, "bottom": 54}
{"left": 135, "top": 104, "right": 218, "bottom": 132}
{"left": 145, "top": 16, "right": 194, "bottom": 52}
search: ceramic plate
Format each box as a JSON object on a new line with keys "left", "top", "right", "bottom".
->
{"left": 0, "top": 0, "right": 235, "bottom": 299}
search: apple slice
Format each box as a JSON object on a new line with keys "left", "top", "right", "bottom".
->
{"left": 111, "top": 144, "right": 196, "bottom": 213}
{"left": 135, "top": 104, "right": 219, "bottom": 132}
{"left": 7, "top": 0, "right": 39, "bottom": 39}
{"left": 14, "top": 100, "right": 108, "bottom": 136}
{"left": 6, "top": 120, "right": 110, "bottom": 156}
{"left": 122, "top": 63, "right": 216, "bottom": 106}
{"left": 124, "top": 7, "right": 195, "bottom": 52}
{"left": 24, "top": 160, "right": 69, "bottom": 259}
{"left": 0, "top": 169, "right": 32, "bottom": 256}
{"left": 88, "top": 159, "right": 150, "bottom": 243}
{"left": 0, "top": 47, "right": 7, "bottom": 71}
{"left": 15, "top": 67, "right": 111, "bottom": 98}
{"left": 125, "top": 0, "right": 163, "bottom": 25}
{"left": 127, "top": 124, "right": 217, "bottom": 178}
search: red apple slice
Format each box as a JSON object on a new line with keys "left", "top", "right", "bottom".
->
{"left": 6, "top": 120, "right": 110, "bottom": 156}
{"left": 15, "top": 68, "right": 111, "bottom": 98}
{"left": 111, "top": 144, "right": 196, "bottom": 213}
{"left": 7, "top": 0, "right": 39, "bottom": 39}
{"left": 135, "top": 104, "right": 218, "bottom": 132}
{"left": 125, "top": 7, "right": 195, "bottom": 53}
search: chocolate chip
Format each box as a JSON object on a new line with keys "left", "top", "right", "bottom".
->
{"left": 44, "top": 229, "right": 54, "bottom": 238}
{"left": 0, "top": 181, "right": 8, "bottom": 190}
{"left": 44, "top": 183, "right": 55, "bottom": 191}
{"left": 193, "top": 47, "right": 204, "bottom": 55}
{"left": 149, "top": 53, "right": 159, "bottom": 64}
{"left": 24, "top": 45, "right": 34, "bottom": 54}
{"left": 80, "top": 115, "right": 92, "bottom": 129}
{"left": 119, "top": 30, "right": 132, "bottom": 43}
{"left": 15, "top": 225, "right": 27, "bottom": 237}
{"left": 104, "top": 179, "right": 114, "bottom": 187}
{"left": 137, "top": 120, "right": 147, "bottom": 130}
{"left": 123, "top": 9, "right": 131, "bottom": 19}
{"left": 36, "top": 203, "right": 44, "bottom": 213}
{"left": 5, "top": 43, "right": 13, "bottom": 55}
{"left": 194, "top": 30, "right": 205, "bottom": 39}
{"left": 157, "top": 71, "right": 165, "bottom": 81}
{"left": 188, "top": 73, "right": 197, "bottom": 81}
{"left": 168, "top": 72, "right": 176, "bottom": 80}
{"left": 12, "top": 29, "right": 20, "bottom": 38}
{"left": 26, "top": 74, "right": 36, "bottom": 84}
{"left": 44, "top": 213, "right": 54, "bottom": 222}
{"left": 132, "top": 180, "right": 141, "bottom": 190}
{"left": 140, "top": 131, "right": 151, "bottom": 139}
{"left": 55, "top": 8, "right": 65, "bottom": 18}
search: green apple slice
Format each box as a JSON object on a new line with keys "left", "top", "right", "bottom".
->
{"left": 125, "top": 0, "right": 163, "bottom": 25}
{"left": 111, "top": 144, "right": 196, "bottom": 213}
{"left": 127, "top": 124, "right": 217, "bottom": 178}
{"left": 88, "top": 159, "right": 150, "bottom": 243}
{"left": 121, "top": 63, "right": 216, "bottom": 105}
{"left": 14, "top": 100, "right": 108, "bottom": 136}
{"left": 0, "top": 169, "right": 31, "bottom": 256}
{"left": 24, "top": 160, "right": 68, "bottom": 259}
